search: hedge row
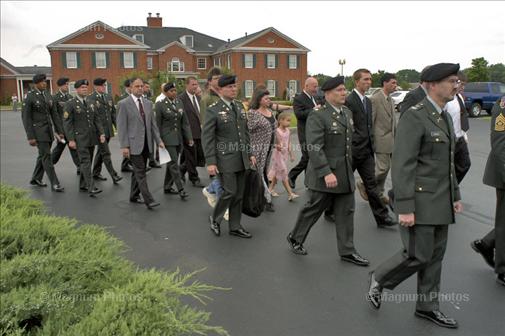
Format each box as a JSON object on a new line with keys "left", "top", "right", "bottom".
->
{"left": 0, "top": 184, "right": 228, "bottom": 336}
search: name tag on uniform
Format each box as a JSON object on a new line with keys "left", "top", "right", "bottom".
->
{"left": 430, "top": 131, "right": 441, "bottom": 137}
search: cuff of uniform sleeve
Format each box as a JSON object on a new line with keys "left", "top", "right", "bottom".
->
{"left": 206, "top": 157, "right": 217, "bottom": 166}
{"left": 454, "top": 189, "right": 461, "bottom": 202}
{"left": 316, "top": 165, "right": 332, "bottom": 178}
{"left": 395, "top": 199, "right": 415, "bottom": 214}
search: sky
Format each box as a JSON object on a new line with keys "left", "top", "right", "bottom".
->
{"left": 1, "top": 1, "right": 504, "bottom": 76}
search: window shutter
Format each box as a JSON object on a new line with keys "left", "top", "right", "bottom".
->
{"left": 105, "top": 52, "right": 110, "bottom": 68}
{"left": 133, "top": 53, "right": 137, "bottom": 69}
{"left": 120, "top": 52, "right": 124, "bottom": 69}
{"left": 252, "top": 80, "right": 256, "bottom": 91}
{"left": 275, "top": 54, "right": 278, "bottom": 69}
{"left": 62, "top": 52, "right": 67, "bottom": 69}
{"left": 296, "top": 55, "right": 300, "bottom": 69}
{"left": 242, "top": 81, "right": 246, "bottom": 98}
{"left": 275, "top": 81, "right": 278, "bottom": 97}
{"left": 264, "top": 54, "right": 268, "bottom": 68}
{"left": 76, "top": 52, "right": 81, "bottom": 68}
{"left": 92, "top": 52, "right": 96, "bottom": 68}
{"left": 297, "top": 80, "right": 301, "bottom": 93}
{"left": 287, "top": 55, "right": 290, "bottom": 69}
{"left": 252, "top": 54, "right": 256, "bottom": 68}
{"left": 242, "top": 54, "right": 245, "bottom": 68}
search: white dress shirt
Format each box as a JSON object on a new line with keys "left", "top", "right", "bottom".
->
{"left": 155, "top": 93, "right": 165, "bottom": 103}
{"left": 186, "top": 91, "right": 200, "bottom": 112}
{"left": 303, "top": 90, "right": 317, "bottom": 107}
{"left": 445, "top": 93, "right": 465, "bottom": 138}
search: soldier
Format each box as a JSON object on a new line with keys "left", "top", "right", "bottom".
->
{"left": 202, "top": 74, "right": 256, "bottom": 238}
{"left": 21, "top": 73, "right": 64, "bottom": 192}
{"left": 120, "top": 79, "right": 134, "bottom": 172}
{"left": 367, "top": 63, "right": 463, "bottom": 329}
{"left": 286, "top": 76, "right": 369, "bottom": 266}
{"left": 471, "top": 96, "right": 505, "bottom": 286}
{"left": 155, "top": 82, "right": 193, "bottom": 199}
{"left": 88, "top": 78, "right": 122, "bottom": 184}
{"left": 63, "top": 79, "right": 106, "bottom": 197}
{"left": 49, "top": 77, "right": 80, "bottom": 175}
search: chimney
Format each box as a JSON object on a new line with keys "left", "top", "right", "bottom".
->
{"left": 245, "top": 32, "right": 248, "bottom": 37}
{"left": 147, "top": 12, "right": 162, "bottom": 28}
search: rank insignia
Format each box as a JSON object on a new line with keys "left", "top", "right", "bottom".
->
{"left": 495, "top": 113, "right": 505, "bottom": 132}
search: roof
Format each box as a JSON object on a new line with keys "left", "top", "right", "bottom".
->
{"left": 118, "top": 26, "right": 226, "bottom": 53}
{"left": 1, "top": 57, "right": 51, "bottom": 76}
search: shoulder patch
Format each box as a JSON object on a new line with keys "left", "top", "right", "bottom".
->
{"left": 495, "top": 113, "right": 505, "bottom": 132}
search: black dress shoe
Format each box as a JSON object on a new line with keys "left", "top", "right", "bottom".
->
{"left": 30, "top": 179, "right": 47, "bottom": 187}
{"left": 265, "top": 202, "right": 275, "bottom": 212}
{"left": 149, "top": 161, "right": 162, "bottom": 168}
{"left": 129, "top": 197, "right": 144, "bottom": 204}
{"left": 324, "top": 213, "right": 336, "bottom": 222}
{"left": 229, "top": 228, "right": 252, "bottom": 238}
{"left": 414, "top": 310, "right": 458, "bottom": 329}
{"left": 88, "top": 187, "right": 102, "bottom": 197}
{"left": 179, "top": 190, "right": 189, "bottom": 200}
{"left": 497, "top": 274, "right": 505, "bottom": 286}
{"left": 471, "top": 240, "right": 495, "bottom": 268}
{"left": 191, "top": 180, "right": 205, "bottom": 188}
{"left": 209, "top": 216, "right": 220, "bottom": 236}
{"left": 378, "top": 216, "right": 398, "bottom": 228}
{"left": 288, "top": 177, "right": 296, "bottom": 189}
{"left": 79, "top": 186, "right": 88, "bottom": 192}
{"left": 146, "top": 201, "right": 160, "bottom": 209}
{"left": 112, "top": 175, "right": 123, "bottom": 184}
{"left": 164, "top": 187, "right": 179, "bottom": 194}
{"left": 367, "top": 272, "right": 383, "bottom": 309}
{"left": 286, "top": 234, "right": 307, "bottom": 255}
{"left": 51, "top": 185, "right": 64, "bottom": 192}
{"left": 341, "top": 253, "right": 370, "bottom": 266}
{"left": 93, "top": 174, "right": 107, "bottom": 181}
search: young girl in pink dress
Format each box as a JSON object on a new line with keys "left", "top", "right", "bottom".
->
{"left": 268, "top": 112, "right": 299, "bottom": 201}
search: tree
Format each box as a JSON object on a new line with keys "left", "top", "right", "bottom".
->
{"left": 489, "top": 63, "right": 505, "bottom": 83}
{"left": 313, "top": 73, "right": 332, "bottom": 87}
{"left": 371, "top": 70, "right": 385, "bottom": 88}
{"left": 396, "top": 69, "right": 420, "bottom": 84}
{"left": 467, "top": 57, "right": 490, "bottom": 82}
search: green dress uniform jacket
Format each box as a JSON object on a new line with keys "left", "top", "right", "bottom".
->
{"left": 202, "top": 98, "right": 251, "bottom": 173}
{"left": 63, "top": 97, "right": 104, "bottom": 148}
{"left": 22, "top": 89, "right": 63, "bottom": 141}
{"left": 483, "top": 99, "right": 505, "bottom": 189}
{"left": 87, "top": 91, "right": 116, "bottom": 139}
{"left": 155, "top": 97, "right": 193, "bottom": 146}
{"left": 52, "top": 90, "right": 72, "bottom": 131}
{"left": 304, "top": 103, "right": 355, "bottom": 194}
{"left": 392, "top": 97, "right": 461, "bottom": 225}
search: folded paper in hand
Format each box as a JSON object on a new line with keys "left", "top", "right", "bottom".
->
{"left": 158, "top": 147, "right": 171, "bottom": 165}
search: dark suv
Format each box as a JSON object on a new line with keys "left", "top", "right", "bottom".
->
{"left": 463, "top": 82, "right": 505, "bottom": 117}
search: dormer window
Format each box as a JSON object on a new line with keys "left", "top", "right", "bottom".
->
{"left": 133, "top": 34, "right": 144, "bottom": 43}
{"left": 180, "top": 35, "right": 194, "bottom": 48}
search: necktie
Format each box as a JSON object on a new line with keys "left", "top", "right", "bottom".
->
{"left": 137, "top": 98, "right": 146, "bottom": 124}
{"left": 362, "top": 98, "right": 368, "bottom": 115}
{"left": 230, "top": 101, "right": 238, "bottom": 118}
{"left": 83, "top": 99, "right": 87, "bottom": 108}
{"left": 311, "top": 96, "right": 317, "bottom": 107}
{"left": 192, "top": 95, "right": 199, "bottom": 113}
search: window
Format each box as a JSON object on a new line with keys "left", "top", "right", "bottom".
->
{"left": 244, "top": 80, "right": 254, "bottom": 98}
{"left": 491, "top": 83, "right": 505, "bottom": 94}
{"left": 170, "top": 58, "right": 184, "bottom": 72}
{"left": 147, "top": 57, "right": 153, "bottom": 70}
{"left": 68, "top": 82, "right": 76, "bottom": 96}
{"left": 123, "top": 52, "right": 134, "bottom": 68}
{"left": 95, "top": 52, "right": 106, "bottom": 68}
{"left": 66, "top": 52, "right": 77, "bottom": 69}
{"left": 214, "top": 57, "right": 221, "bottom": 67}
{"left": 288, "top": 80, "right": 298, "bottom": 96}
{"left": 288, "top": 55, "right": 297, "bottom": 69}
{"left": 181, "top": 35, "right": 194, "bottom": 48}
{"left": 197, "top": 58, "right": 207, "bottom": 70}
{"left": 244, "top": 54, "right": 253, "bottom": 68}
{"left": 106, "top": 83, "right": 112, "bottom": 95}
{"left": 133, "top": 34, "right": 144, "bottom": 43}
{"left": 227, "top": 54, "right": 231, "bottom": 68}
{"left": 266, "top": 80, "right": 276, "bottom": 97}
{"left": 464, "top": 82, "right": 487, "bottom": 93}
{"left": 266, "top": 54, "right": 276, "bottom": 69}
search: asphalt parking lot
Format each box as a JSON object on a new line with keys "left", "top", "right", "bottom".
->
{"left": 1, "top": 110, "right": 503, "bottom": 336}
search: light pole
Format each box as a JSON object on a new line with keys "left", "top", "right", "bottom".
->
{"left": 338, "top": 59, "right": 346, "bottom": 76}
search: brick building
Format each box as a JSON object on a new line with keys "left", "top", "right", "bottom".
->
{"left": 46, "top": 13, "right": 309, "bottom": 99}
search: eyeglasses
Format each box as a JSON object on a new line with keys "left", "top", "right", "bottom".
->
{"left": 445, "top": 79, "right": 461, "bottom": 86}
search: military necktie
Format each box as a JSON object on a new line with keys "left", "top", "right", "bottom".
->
{"left": 230, "top": 101, "right": 238, "bottom": 118}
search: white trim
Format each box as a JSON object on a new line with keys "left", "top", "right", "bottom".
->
{"left": 147, "top": 56, "right": 153, "bottom": 70}
{"left": 288, "top": 55, "right": 297, "bottom": 69}
{"left": 0, "top": 61, "right": 19, "bottom": 75}
{"left": 123, "top": 52, "right": 134, "bottom": 69}
{"left": 266, "top": 54, "right": 276, "bottom": 69}
{"left": 244, "top": 80, "right": 254, "bottom": 98}
{"left": 66, "top": 51, "right": 78, "bottom": 69}
{"left": 197, "top": 57, "right": 207, "bottom": 70}
{"left": 50, "top": 44, "right": 147, "bottom": 50}
{"left": 95, "top": 51, "right": 106, "bottom": 68}
{"left": 232, "top": 47, "right": 306, "bottom": 53}
{"left": 244, "top": 54, "right": 253, "bottom": 68}
{"left": 156, "top": 41, "right": 195, "bottom": 53}
{"left": 180, "top": 35, "right": 194, "bottom": 48}
{"left": 132, "top": 34, "right": 144, "bottom": 43}
{"left": 266, "top": 80, "right": 276, "bottom": 97}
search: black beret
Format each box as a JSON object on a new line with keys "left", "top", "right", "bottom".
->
{"left": 321, "top": 76, "right": 345, "bottom": 91}
{"left": 93, "top": 77, "right": 107, "bottom": 86}
{"left": 56, "top": 77, "right": 69, "bottom": 86}
{"left": 420, "top": 63, "right": 460, "bottom": 82}
{"left": 74, "top": 79, "right": 89, "bottom": 89}
{"left": 163, "top": 82, "right": 176, "bottom": 92}
{"left": 32, "top": 73, "right": 46, "bottom": 84}
{"left": 218, "top": 75, "right": 236, "bottom": 87}
{"left": 123, "top": 79, "right": 131, "bottom": 87}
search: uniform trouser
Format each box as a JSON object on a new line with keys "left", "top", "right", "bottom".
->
{"left": 290, "top": 190, "right": 356, "bottom": 256}
{"left": 129, "top": 141, "right": 155, "bottom": 204}
{"left": 180, "top": 139, "right": 204, "bottom": 182}
{"left": 163, "top": 145, "right": 183, "bottom": 192}
{"left": 454, "top": 137, "right": 471, "bottom": 184}
{"left": 288, "top": 141, "right": 308, "bottom": 183}
{"left": 375, "top": 152, "right": 392, "bottom": 196}
{"left": 374, "top": 224, "right": 449, "bottom": 311}
{"left": 51, "top": 137, "right": 80, "bottom": 168}
{"left": 213, "top": 170, "right": 246, "bottom": 231}
{"left": 353, "top": 154, "right": 390, "bottom": 224}
{"left": 92, "top": 137, "right": 117, "bottom": 178}
{"left": 481, "top": 188, "right": 505, "bottom": 274}
{"left": 31, "top": 141, "right": 60, "bottom": 186}
{"left": 77, "top": 145, "right": 96, "bottom": 193}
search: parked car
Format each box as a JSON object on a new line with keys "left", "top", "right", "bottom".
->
{"left": 390, "top": 90, "right": 409, "bottom": 111}
{"left": 463, "top": 82, "right": 505, "bottom": 117}
{"left": 365, "top": 87, "right": 381, "bottom": 97}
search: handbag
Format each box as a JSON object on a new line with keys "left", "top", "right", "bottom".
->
{"left": 242, "top": 168, "right": 266, "bottom": 217}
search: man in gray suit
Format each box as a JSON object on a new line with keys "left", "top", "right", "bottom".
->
{"left": 370, "top": 73, "right": 397, "bottom": 203}
{"left": 117, "top": 77, "right": 165, "bottom": 209}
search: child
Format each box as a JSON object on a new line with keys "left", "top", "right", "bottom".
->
{"left": 202, "top": 177, "right": 228, "bottom": 220}
{"left": 268, "top": 112, "right": 299, "bottom": 201}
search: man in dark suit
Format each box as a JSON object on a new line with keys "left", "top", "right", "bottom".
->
{"left": 117, "top": 77, "right": 165, "bottom": 209}
{"left": 345, "top": 69, "right": 396, "bottom": 228}
{"left": 288, "top": 76, "right": 320, "bottom": 189}
{"left": 398, "top": 66, "right": 431, "bottom": 116}
{"left": 21, "top": 73, "right": 64, "bottom": 191}
{"left": 202, "top": 74, "right": 256, "bottom": 239}
{"left": 471, "top": 96, "right": 505, "bottom": 286}
{"left": 179, "top": 76, "right": 205, "bottom": 187}
{"left": 286, "top": 76, "right": 369, "bottom": 266}
{"left": 63, "top": 79, "right": 106, "bottom": 197}
{"left": 367, "top": 63, "right": 463, "bottom": 328}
